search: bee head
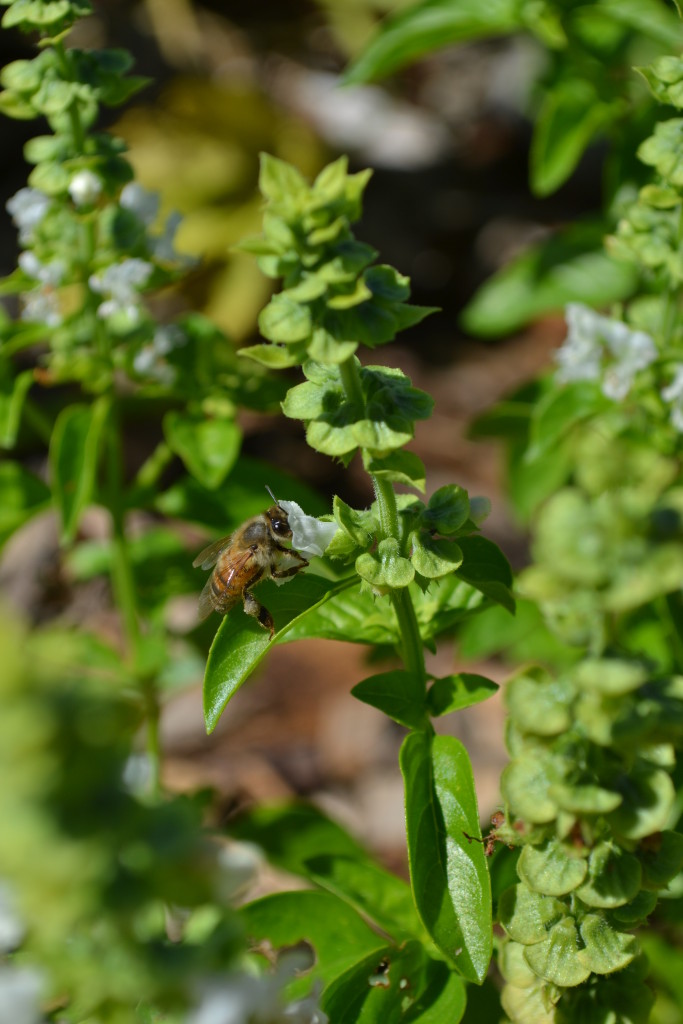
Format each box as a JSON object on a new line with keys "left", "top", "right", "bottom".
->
{"left": 266, "top": 505, "right": 292, "bottom": 538}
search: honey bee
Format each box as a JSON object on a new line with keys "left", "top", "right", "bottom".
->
{"left": 193, "top": 491, "right": 308, "bottom": 636}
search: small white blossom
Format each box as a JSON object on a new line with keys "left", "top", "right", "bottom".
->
{"left": 661, "top": 364, "right": 683, "bottom": 433}
{"left": 188, "top": 974, "right": 280, "bottom": 1024}
{"left": 0, "top": 882, "right": 24, "bottom": 953}
{"left": 555, "top": 303, "right": 657, "bottom": 401}
{"left": 68, "top": 169, "right": 102, "bottom": 207}
{"left": 215, "top": 841, "right": 263, "bottom": 903}
{"left": 280, "top": 500, "right": 338, "bottom": 558}
{"left": 120, "top": 182, "right": 160, "bottom": 226}
{"left": 18, "top": 251, "right": 64, "bottom": 287}
{"left": 6, "top": 187, "right": 50, "bottom": 243}
{"left": 132, "top": 325, "right": 186, "bottom": 385}
{"left": 283, "top": 988, "right": 328, "bottom": 1024}
{"left": 0, "top": 966, "right": 43, "bottom": 1024}
{"left": 89, "top": 258, "right": 153, "bottom": 322}
{"left": 121, "top": 752, "right": 152, "bottom": 795}
{"left": 18, "top": 252, "right": 64, "bottom": 327}
{"left": 20, "top": 288, "right": 62, "bottom": 327}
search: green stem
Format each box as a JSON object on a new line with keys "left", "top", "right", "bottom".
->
{"left": 337, "top": 357, "right": 427, "bottom": 688}
{"left": 372, "top": 473, "right": 399, "bottom": 541}
{"left": 339, "top": 355, "right": 364, "bottom": 407}
{"left": 107, "top": 403, "right": 162, "bottom": 798}
{"left": 391, "top": 587, "right": 427, "bottom": 685}
{"left": 54, "top": 41, "right": 85, "bottom": 151}
{"left": 662, "top": 203, "right": 683, "bottom": 345}
{"left": 23, "top": 397, "right": 52, "bottom": 445}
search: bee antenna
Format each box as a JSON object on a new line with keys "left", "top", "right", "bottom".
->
{"left": 265, "top": 484, "right": 278, "bottom": 505}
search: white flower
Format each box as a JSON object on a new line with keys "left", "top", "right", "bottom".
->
{"left": 121, "top": 752, "right": 152, "bottom": 795}
{"left": 214, "top": 841, "right": 263, "bottom": 903}
{"left": 18, "top": 252, "right": 64, "bottom": 327}
{"left": 555, "top": 303, "right": 657, "bottom": 401}
{"left": 132, "top": 325, "right": 186, "bottom": 385}
{"left": 89, "top": 258, "right": 153, "bottom": 322}
{"left": 120, "top": 182, "right": 160, "bottom": 226}
{"left": 188, "top": 974, "right": 280, "bottom": 1024}
{"left": 18, "top": 251, "right": 64, "bottom": 287}
{"left": 661, "top": 364, "right": 683, "bottom": 403}
{"left": 0, "top": 882, "right": 24, "bottom": 953}
{"left": 279, "top": 500, "right": 338, "bottom": 557}
{"left": 661, "top": 364, "right": 683, "bottom": 433}
{"left": 6, "top": 187, "right": 50, "bottom": 243}
{"left": 0, "top": 966, "right": 43, "bottom": 1024}
{"left": 20, "top": 289, "right": 62, "bottom": 327}
{"left": 283, "top": 988, "right": 328, "bottom": 1024}
{"left": 68, "top": 169, "right": 102, "bottom": 207}
{"left": 554, "top": 303, "right": 602, "bottom": 384}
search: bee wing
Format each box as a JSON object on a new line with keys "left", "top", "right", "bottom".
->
{"left": 192, "top": 534, "right": 233, "bottom": 570}
{"left": 197, "top": 576, "right": 217, "bottom": 622}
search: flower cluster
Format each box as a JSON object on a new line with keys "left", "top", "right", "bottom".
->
{"left": 555, "top": 303, "right": 657, "bottom": 400}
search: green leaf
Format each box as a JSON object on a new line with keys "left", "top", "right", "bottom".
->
{"left": 410, "top": 533, "right": 463, "bottom": 579}
{"left": 575, "top": 842, "right": 642, "bottom": 909}
{"left": 638, "top": 830, "right": 683, "bottom": 888}
{"left": 501, "top": 755, "right": 559, "bottom": 824}
{"left": 363, "top": 449, "right": 426, "bottom": 492}
{"left": 203, "top": 574, "right": 353, "bottom": 731}
{"left": 49, "top": 398, "right": 110, "bottom": 544}
{"left": 322, "top": 942, "right": 465, "bottom": 1024}
{"left": 454, "top": 535, "right": 514, "bottom": 613}
{"left": 412, "top": 575, "right": 488, "bottom": 641}
{"left": 351, "top": 669, "right": 428, "bottom": 730}
{"left": 259, "top": 293, "right": 312, "bottom": 344}
{"left": 259, "top": 152, "right": 308, "bottom": 205}
{"left": 306, "top": 854, "right": 426, "bottom": 941}
{"left": 230, "top": 803, "right": 368, "bottom": 876}
{"left": 0, "top": 369, "right": 32, "bottom": 448}
{"left": 607, "top": 763, "right": 676, "bottom": 840}
{"left": 577, "top": 915, "right": 638, "bottom": 975}
{"left": 356, "top": 537, "right": 415, "bottom": 589}
{"left": 461, "top": 222, "right": 637, "bottom": 338}
{"left": 498, "top": 884, "right": 566, "bottom": 945}
{"left": 523, "top": 917, "right": 590, "bottom": 987}
{"left": 238, "top": 342, "right": 305, "bottom": 368}
{"left": 426, "top": 673, "right": 499, "bottom": 716}
{"left": 599, "top": 0, "right": 683, "bottom": 47}
{"left": 400, "top": 731, "right": 492, "bottom": 983}
{"left": 163, "top": 410, "right": 241, "bottom": 490}
{"left": 284, "top": 583, "right": 399, "bottom": 646}
{"left": 530, "top": 80, "right": 615, "bottom": 196}
{"left": 241, "top": 891, "right": 386, "bottom": 988}
{"left": 344, "top": 0, "right": 522, "bottom": 84}
{"left": 402, "top": 961, "right": 466, "bottom": 1023}
{"left": 422, "top": 485, "right": 470, "bottom": 534}
{"left": 527, "top": 381, "right": 605, "bottom": 461}
{"left": 517, "top": 840, "right": 587, "bottom": 898}
{"left": 332, "top": 495, "right": 375, "bottom": 548}
{"left": 573, "top": 658, "right": 648, "bottom": 696}
{"left": 505, "top": 667, "right": 573, "bottom": 737}
{"left": 610, "top": 890, "right": 657, "bottom": 925}
{"left": 0, "top": 461, "right": 50, "bottom": 547}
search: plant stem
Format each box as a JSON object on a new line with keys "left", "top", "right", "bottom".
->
{"left": 339, "top": 354, "right": 364, "bottom": 406}
{"left": 107, "top": 403, "right": 162, "bottom": 798}
{"left": 337, "top": 356, "right": 427, "bottom": 688}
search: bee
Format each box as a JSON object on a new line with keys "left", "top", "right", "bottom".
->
{"left": 192, "top": 490, "right": 308, "bottom": 637}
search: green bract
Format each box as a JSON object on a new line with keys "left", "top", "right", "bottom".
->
{"left": 282, "top": 358, "right": 433, "bottom": 458}
{"left": 239, "top": 154, "right": 435, "bottom": 369}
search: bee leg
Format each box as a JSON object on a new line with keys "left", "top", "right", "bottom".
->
{"left": 271, "top": 559, "right": 309, "bottom": 579}
{"left": 243, "top": 590, "right": 274, "bottom": 637}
